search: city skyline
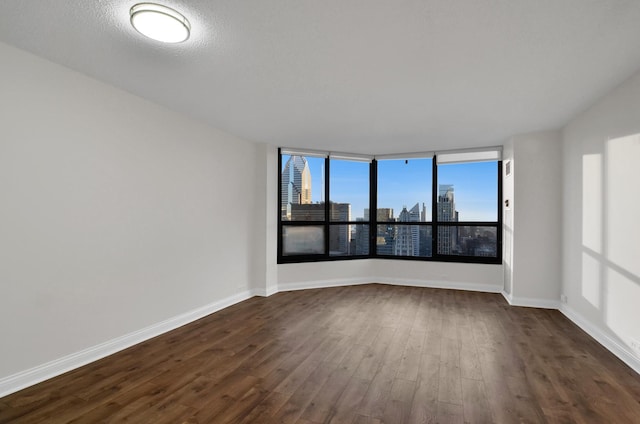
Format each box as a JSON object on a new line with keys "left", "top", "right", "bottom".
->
{"left": 284, "top": 155, "right": 498, "bottom": 222}
{"left": 282, "top": 154, "right": 498, "bottom": 258}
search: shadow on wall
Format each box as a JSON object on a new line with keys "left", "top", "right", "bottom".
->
{"left": 581, "top": 133, "right": 640, "bottom": 354}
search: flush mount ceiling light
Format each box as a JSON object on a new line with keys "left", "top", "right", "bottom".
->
{"left": 130, "top": 3, "right": 190, "bottom": 43}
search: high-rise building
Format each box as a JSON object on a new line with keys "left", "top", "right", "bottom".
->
{"left": 351, "top": 218, "right": 370, "bottom": 255}
{"left": 289, "top": 203, "right": 324, "bottom": 221}
{"left": 281, "top": 155, "right": 312, "bottom": 220}
{"left": 364, "top": 208, "right": 394, "bottom": 222}
{"left": 363, "top": 208, "right": 395, "bottom": 255}
{"left": 290, "top": 202, "right": 352, "bottom": 254}
{"left": 329, "top": 203, "right": 351, "bottom": 254}
{"left": 355, "top": 208, "right": 390, "bottom": 256}
{"left": 418, "top": 202, "right": 432, "bottom": 256}
{"left": 394, "top": 203, "right": 421, "bottom": 256}
{"left": 437, "top": 185, "right": 458, "bottom": 254}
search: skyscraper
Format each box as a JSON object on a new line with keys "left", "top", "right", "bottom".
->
{"left": 394, "top": 203, "right": 421, "bottom": 256}
{"left": 367, "top": 208, "right": 394, "bottom": 255}
{"left": 329, "top": 203, "right": 351, "bottom": 254}
{"left": 281, "top": 155, "right": 312, "bottom": 220}
{"left": 437, "top": 185, "right": 458, "bottom": 254}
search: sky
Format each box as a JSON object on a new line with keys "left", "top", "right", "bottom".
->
{"left": 286, "top": 156, "right": 498, "bottom": 222}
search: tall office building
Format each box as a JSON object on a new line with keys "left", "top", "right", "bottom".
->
{"left": 290, "top": 202, "right": 352, "bottom": 254}
{"left": 366, "top": 208, "right": 395, "bottom": 255}
{"left": 329, "top": 203, "right": 351, "bottom": 254}
{"left": 418, "top": 202, "right": 432, "bottom": 256}
{"left": 351, "top": 218, "right": 370, "bottom": 255}
{"left": 394, "top": 203, "right": 421, "bottom": 256}
{"left": 281, "top": 155, "right": 312, "bottom": 220}
{"left": 437, "top": 185, "right": 458, "bottom": 254}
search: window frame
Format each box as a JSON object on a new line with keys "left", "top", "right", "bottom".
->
{"left": 278, "top": 148, "right": 502, "bottom": 265}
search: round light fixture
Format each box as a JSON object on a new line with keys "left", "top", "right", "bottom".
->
{"left": 130, "top": 3, "right": 190, "bottom": 43}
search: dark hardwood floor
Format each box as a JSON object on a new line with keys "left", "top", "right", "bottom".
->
{"left": 1, "top": 284, "right": 640, "bottom": 423}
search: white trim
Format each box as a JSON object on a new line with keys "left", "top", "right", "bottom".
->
{"left": 501, "top": 290, "right": 514, "bottom": 304}
{"left": 277, "top": 278, "right": 372, "bottom": 292}
{"left": 375, "top": 151, "right": 434, "bottom": 160}
{"left": 253, "top": 286, "right": 278, "bottom": 297}
{"left": 501, "top": 291, "right": 561, "bottom": 309}
{"left": 0, "top": 289, "right": 258, "bottom": 398}
{"left": 280, "top": 147, "right": 328, "bottom": 158}
{"left": 375, "top": 278, "right": 502, "bottom": 293}
{"left": 435, "top": 146, "right": 503, "bottom": 164}
{"left": 559, "top": 304, "right": 640, "bottom": 375}
{"left": 277, "top": 278, "right": 502, "bottom": 294}
{"left": 329, "top": 152, "right": 374, "bottom": 162}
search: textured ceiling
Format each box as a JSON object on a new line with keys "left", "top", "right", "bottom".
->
{"left": 2, "top": 0, "right": 640, "bottom": 154}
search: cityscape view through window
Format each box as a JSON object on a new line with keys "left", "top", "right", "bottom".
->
{"left": 279, "top": 151, "right": 500, "bottom": 263}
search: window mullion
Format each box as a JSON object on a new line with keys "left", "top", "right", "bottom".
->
{"left": 324, "top": 156, "right": 330, "bottom": 258}
{"left": 277, "top": 148, "right": 283, "bottom": 259}
{"left": 432, "top": 156, "right": 438, "bottom": 260}
{"left": 370, "top": 159, "right": 378, "bottom": 257}
{"left": 497, "top": 160, "right": 503, "bottom": 262}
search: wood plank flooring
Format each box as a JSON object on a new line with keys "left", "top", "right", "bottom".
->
{"left": 1, "top": 284, "right": 640, "bottom": 423}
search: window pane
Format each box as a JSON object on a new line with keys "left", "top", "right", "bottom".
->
{"left": 376, "top": 224, "right": 432, "bottom": 257}
{"left": 281, "top": 155, "right": 325, "bottom": 221}
{"left": 282, "top": 225, "right": 325, "bottom": 255}
{"left": 437, "top": 225, "right": 498, "bottom": 257}
{"left": 330, "top": 224, "right": 369, "bottom": 256}
{"left": 437, "top": 161, "right": 498, "bottom": 222}
{"left": 330, "top": 159, "right": 369, "bottom": 221}
{"left": 377, "top": 158, "right": 432, "bottom": 222}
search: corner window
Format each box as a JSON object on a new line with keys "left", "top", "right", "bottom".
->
{"left": 278, "top": 148, "right": 501, "bottom": 264}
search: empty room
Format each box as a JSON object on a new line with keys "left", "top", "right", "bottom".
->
{"left": 1, "top": 1, "right": 639, "bottom": 423}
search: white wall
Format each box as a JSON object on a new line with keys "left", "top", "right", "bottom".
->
{"left": 251, "top": 143, "right": 279, "bottom": 296}
{"left": 278, "top": 259, "right": 502, "bottom": 293}
{"left": 278, "top": 260, "right": 377, "bottom": 290}
{"left": 371, "top": 260, "right": 502, "bottom": 292}
{"left": 0, "top": 42, "right": 261, "bottom": 385}
{"left": 503, "top": 131, "right": 563, "bottom": 307}
{"left": 502, "top": 140, "right": 514, "bottom": 296}
{"left": 562, "top": 69, "right": 640, "bottom": 369}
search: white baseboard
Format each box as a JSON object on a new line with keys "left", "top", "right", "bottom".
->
{"left": 252, "top": 285, "right": 279, "bottom": 297}
{"left": 375, "top": 278, "right": 502, "bottom": 293}
{"left": 501, "top": 291, "right": 561, "bottom": 309}
{"left": 559, "top": 304, "right": 640, "bottom": 375}
{"left": 0, "top": 289, "right": 259, "bottom": 398}
{"left": 277, "top": 277, "right": 502, "bottom": 294}
{"left": 277, "top": 277, "right": 372, "bottom": 292}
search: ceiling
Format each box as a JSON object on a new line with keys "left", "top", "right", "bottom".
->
{"left": 2, "top": 1, "right": 640, "bottom": 154}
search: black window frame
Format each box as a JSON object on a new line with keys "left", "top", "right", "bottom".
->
{"left": 278, "top": 148, "right": 502, "bottom": 265}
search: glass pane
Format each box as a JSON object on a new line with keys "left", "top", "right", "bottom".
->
{"left": 377, "top": 158, "right": 432, "bottom": 222}
{"left": 282, "top": 225, "right": 325, "bottom": 255}
{"left": 329, "top": 224, "right": 369, "bottom": 256}
{"left": 437, "top": 225, "right": 498, "bottom": 257}
{"left": 376, "top": 224, "right": 432, "bottom": 257}
{"left": 281, "top": 155, "right": 325, "bottom": 221}
{"left": 330, "top": 159, "right": 369, "bottom": 221}
{"left": 437, "top": 161, "right": 498, "bottom": 222}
